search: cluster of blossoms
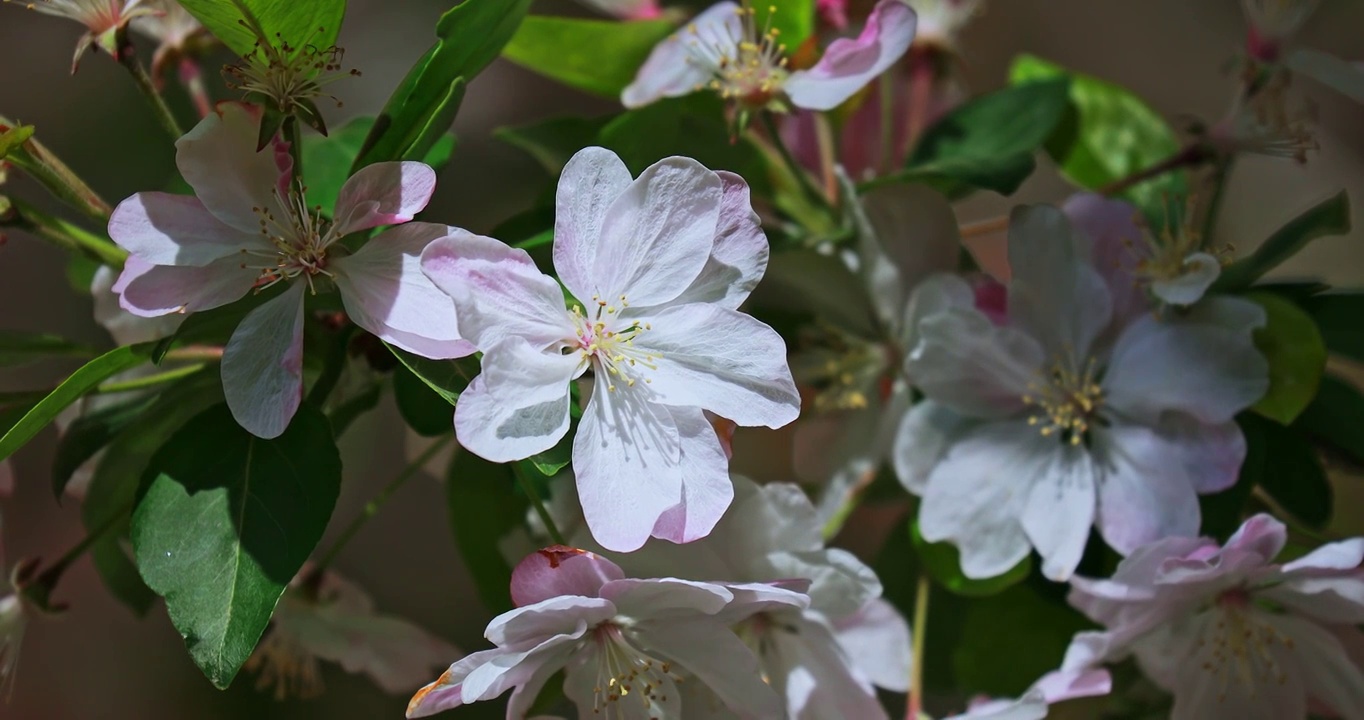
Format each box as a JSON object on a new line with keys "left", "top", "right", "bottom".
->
{"left": 1, "top": 0, "right": 1361, "bottom": 718}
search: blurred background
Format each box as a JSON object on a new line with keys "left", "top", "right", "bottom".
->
{"left": 1, "top": 0, "right": 1361, "bottom": 717}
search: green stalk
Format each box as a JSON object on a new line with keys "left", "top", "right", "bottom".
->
{"left": 516, "top": 463, "right": 566, "bottom": 546}
{"left": 116, "top": 37, "right": 184, "bottom": 141}
{"left": 3, "top": 197, "right": 126, "bottom": 268}
{"left": 96, "top": 364, "right": 206, "bottom": 394}
{"left": 0, "top": 117, "right": 112, "bottom": 222}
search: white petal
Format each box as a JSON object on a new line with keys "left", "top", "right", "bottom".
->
{"left": 453, "top": 338, "right": 579, "bottom": 462}
{"left": 784, "top": 0, "right": 917, "bottom": 111}
{"left": 108, "top": 192, "right": 266, "bottom": 266}
{"left": 483, "top": 596, "right": 614, "bottom": 648}
{"left": 1006, "top": 204, "right": 1113, "bottom": 358}
{"left": 893, "top": 399, "right": 974, "bottom": 496}
{"left": 113, "top": 254, "right": 257, "bottom": 317}
{"left": 292, "top": 606, "right": 457, "bottom": 693}
{"left": 1271, "top": 616, "right": 1364, "bottom": 720}
{"left": 635, "top": 616, "right": 784, "bottom": 718}
{"left": 833, "top": 598, "right": 912, "bottom": 692}
{"left": 634, "top": 303, "right": 800, "bottom": 428}
{"left": 900, "top": 272, "right": 976, "bottom": 354}
{"left": 333, "top": 161, "right": 436, "bottom": 235}
{"left": 602, "top": 578, "right": 733, "bottom": 617}
{"left": 1287, "top": 48, "right": 1364, "bottom": 103}
{"left": 221, "top": 282, "right": 306, "bottom": 439}
{"left": 620, "top": 2, "right": 738, "bottom": 108}
{"left": 1150, "top": 252, "right": 1221, "bottom": 306}
{"left": 647, "top": 406, "right": 734, "bottom": 545}
{"left": 333, "top": 222, "right": 474, "bottom": 359}
{"left": 774, "top": 612, "right": 887, "bottom": 719}
{"left": 175, "top": 102, "right": 290, "bottom": 233}
{"left": 666, "top": 171, "right": 769, "bottom": 310}
{"left": 1062, "top": 193, "right": 1148, "bottom": 331}
{"left": 92, "top": 265, "right": 182, "bottom": 345}
{"left": 1093, "top": 422, "right": 1203, "bottom": 556}
{"left": 1020, "top": 446, "right": 1097, "bottom": 581}
{"left": 553, "top": 147, "right": 635, "bottom": 305}
{"left": 907, "top": 305, "right": 1045, "bottom": 419}
{"left": 856, "top": 183, "right": 961, "bottom": 333}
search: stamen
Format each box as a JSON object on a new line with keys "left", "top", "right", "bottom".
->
{"left": 1022, "top": 353, "right": 1105, "bottom": 445}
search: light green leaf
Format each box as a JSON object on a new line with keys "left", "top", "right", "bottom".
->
{"left": 0, "top": 124, "right": 34, "bottom": 160}
{"left": 1216, "top": 191, "right": 1352, "bottom": 292}
{"left": 528, "top": 431, "right": 572, "bottom": 476}
{"left": 0, "top": 330, "right": 95, "bottom": 367}
{"left": 176, "top": 0, "right": 346, "bottom": 58}
{"left": 1246, "top": 292, "right": 1327, "bottom": 425}
{"left": 911, "top": 520, "right": 1032, "bottom": 598}
{"left": 496, "top": 115, "right": 614, "bottom": 176}
{"left": 1010, "top": 54, "right": 1185, "bottom": 211}
{"left": 387, "top": 344, "right": 475, "bottom": 406}
{"left": 132, "top": 403, "right": 341, "bottom": 688}
{"left": 755, "top": 0, "right": 816, "bottom": 54}
{"left": 0, "top": 343, "right": 153, "bottom": 462}
{"left": 503, "top": 17, "right": 675, "bottom": 98}
{"left": 447, "top": 447, "right": 528, "bottom": 612}
{"left": 302, "top": 116, "right": 456, "bottom": 212}
{"left": 352, "top": 0, "right": 532, "bottom": 171}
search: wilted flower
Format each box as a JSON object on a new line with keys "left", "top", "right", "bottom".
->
{"left": 1240, "top": 0, "right": 1319, "bottom": 58}
{"left": 623, "top": 0, "right": 916, "bottom": 112}
{"left": 246, "top": 568, "right": 458, "bottom": 700}
{"left": 1064, "top": 514, "right": 1364, "bottom": 720}
{"left": 130, "top": 0, "right": 209, "bottom": 85}
{"left": 108, "top": 102, "right": 471, "bottom": 438}
{"left": 896, "top": 202, "right": 1269, "bottom": 581}
{"left": 909, "top": 0, "right": 984, "bottom": 51}
{"left": 223, "top": 24, "right": 359, "bottom": 137}
{"left": 421, "top": 146, "right": 799, "bottom": 552}
{"left": 944, "top": 668, "right": 1111, "bottom": 720}
{"left": 407, "top": 547, "right": 799, "bottom": 719}
{"left": 5, "top": 0, "right": 154, "bottom": 71}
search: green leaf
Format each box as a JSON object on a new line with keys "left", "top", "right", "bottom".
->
{"left": 496, "top": 115, "right": 615, "bottom": 176}
{"left": 0, "top": 343, "right": 153, "bottom": 462}
{"left": 873, "top": 79, "right": 1071, "bottom": 197}
{"left": 0, "top": 124, "right": 34, "bottom": 160}
{"left": 1301, "top": 292, "right": 1364, "bottom": 363}
{"left": 447, "top": 447, "right": 528, "bottom": 612}
{"left": 352, "top": 0, "right": 532, "bottom": 171}
{"left": 503, "top": 17, "right": 675, "bottom": 98}
{"left": 303, "top": 116, "right": 456, "bottom": 212}
{"left": 1241, "top": 413, "right": 1332, "bottom": 528}
{"left": 1009, "top": 54, "right": 1185, "bottom": 211}
{"left": 1199, "top": 414, "right": 1261, "bottom": 541}
{"left": 0, "top": 330, "right": 95, "bottom": 367}
{"left": 132, "top": 403, "right": 341, "bottom": 688}
{"left": 176, "top": 0, "right": 346, "bottom": 58}
{"left": 1245, "top": 292, "right": 1327, "bottom": 425}
{"left": 1216, "top": 192, "right": 1352, "bottom": 292}
{"left": 51, "top": 393, "right": 157, "bottom": 498}
{"left": 1295, "top": 375, "right": 1364, "bottom": 466}
{"left": 528, "top": 431, "right": 572, "bottom": 476}
{"left": 755, "top": 0, "right": 816, "bottom": 52}
{"left": 953, "top": 584, "right": 1092, "bottom": 696}
{"left": 911, "top": 520, "right": 1032, "bottom": 598}
{"left": 387, "top": 344, "right": 474, "bottom": 405}
{"left": 394, "top": 363, "right": 455, "bottom": 437}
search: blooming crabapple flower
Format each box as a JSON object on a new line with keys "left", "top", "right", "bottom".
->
{"left": 622, "top": 0, "right": 916, "bottom": 112}
{"left": 407, "top": 547, "right": 797, "bottom": 719}
{"left": 130, "top": 0, "right": 209, "bottom": 86}
{"left": 793, "top": 180, "right": 959, "bottom": 525}
{"left": 420, "top": 146, "right": 799, "bottom": 552}
{"left": 1063, "top": 514, "right": 1364, "bottom": 720}
{"left": 908, "top": 0, "right": 983, "bottom": 51}
{"left": 944, "top": 669, "right": 1111, "bottom": 720}
{"left": 108, "top": 102, "right": 471, "bottom": 438}
{"left": 245, "top": 568, "right": 458, "bottom": 699}
{"left": 5, "top": 0, "right": 153, "bottom": 71}
{"left": 576, "top": 0, "right": 662, "bottom": 20}
{"left": 894, "top": 203, "right": 1270, "bottom": 581}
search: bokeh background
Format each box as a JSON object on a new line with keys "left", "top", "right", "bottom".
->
{"left": 1, "top": 0, "right": 1362, "bottom": 717}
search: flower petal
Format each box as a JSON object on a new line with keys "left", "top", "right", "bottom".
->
{"left": 857, "top": 183, "right": 962, "bottom": 334}
{"left": 1020, "top": 446, "right": 1096, "bottom": 581}
{"left": 334, "top": 162, "right": 436, "bottom": 235}
{"left": 453, "top": 337, "right": 578, "bottom": 462}
{"left": 1287, "top": 48, "right": 1364, "bottom": 103}
{"left": 603, "top": 578, "right": 733, "bottom": 617}
{"left": 893, "top": 398, "right": 974, "bottom": 495}
{"left": 1271, "top": 615, "right": 1364, "bottom": 720}
{"left": 775, "top": 612, "right": 887, "bottom": 720}
{"left": 648, "top": 406, "right": 734, "bottom": 545}
{"left": 333, "top": 222, "right": 474, "bottom": 359}
{"left": 636, "top": 616, "right": 784, "bottom": 718}
{"left": 634, "top": 303, "right": 799, "bottom": 428}
{"left": 553, "top": 147, "right": 634, "bottom": 304}
{"left": 666, "top": 171, "right": 769, "bottom": 310}
{"left": 510, "top": 548, "right": 625, "bottom": 607}
{"left": 620, "top": 2, "right": 738, "bottom": 107}
{"left": 833, "top": 598, "right": 912, "bottom": 692}
{"left": 1062, "top": 193, "right": 1148, "bottom": 329}
{"left": 176, "top": 102, "right": 290, "bottom": 233}
{"left": 293, "top": 606, "right": 458, "bottom": 694}
{"left": 108, "top": 192, "right": 267, "bottom": 266}
{"left": 113, "top": 254, "right": 257, "bottom": 317}
{"left": 420, "top": 229, "right": 574, "bottom": 349}
{"left": 483, "top": 596, "right": 614, "bottom": 648}
{"left": 1093, "top": 422, "right": 1204, "bottom": 556}
{"left": 1006, "top": 204, "right": 1113, "bottom": 358}
{"left": 221, "top": 282, "right": 306, "bottom": 439}
{"left": 907, "top": 305, "right": 1045, "bottom": 419}
{"left": 1151, "top": 252, "right": 1221, "bottom": 306}
{"left": 785, "top": 0, "right": 917, "bottom": 111}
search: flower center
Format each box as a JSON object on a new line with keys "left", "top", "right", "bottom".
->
{"left": 243, "top": 623, "right": 324, "bottom": 701}
{"left": 223, "top": 27, "right": 360, "bottom": 116}
{"left": 793, "top": 325, "right": 893, "bottom": 412}
{"left": 1023, "top": 356, "right": 1105, "bottom": 446}
{"left": 589, "top": 623, "right": 682, "bottom": 717}
{"left": 240, "top": 181, "right": 342, "bottom": 292}
{"left": 569, "top": 295, "right": 661, "bottom": 394}
{"left": 1190, "top": 591, "right": 1296, "bottom": 700}
{"left": 685, "top": 2, "right": 790, "bottom": 105}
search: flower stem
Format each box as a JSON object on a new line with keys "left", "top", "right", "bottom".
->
{"left": 179, "top": 58, "right": 213, "bottom": 119}
{"left": 95, "top": 364, "right": 206, "bottom": 395}
{"left": 907, "top": 573, "right": 930, "bottom": 720}
{"left": 20, "top": 507, "right": 126, "bottom": 611}
{"left": 313, "top": 434, "right": 455, "bottom": 574}
{"left": 116, "top": 42, "right": 184, "bottom": 141}
{"left": 0, "top": 117, "right": 113, "bottom": 222}
{"left": 1200, "top": 157, "right": 1235, "bottom": 243}
{"left": 903, "top": 51, "right": 934, "bottom": 159}
{"left": 515, "top": 463, "right": 566, "bottom": 546}
{"left": 813, "top": 113, "right": 838, "bottom": 202}
{"left": 1097, "top": 144, "right": 1209, "bottom": 197}
{"left": 759, "top": 112, "right": 830, "bottom": 211}
{"left": 284, "top": 117, "right": 304, "bottom": 184}
{"left": 959, "top": 215, "right": 1009, "bottom": 239}
{"left": 1, "top": 196, "right": 126, "bottom": 268}
{"left": 879, "top": 71, "right": 896, "bottom": 176}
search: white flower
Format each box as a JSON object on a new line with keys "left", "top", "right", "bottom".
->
{"left": 130, "top": 0, "right": 208, "bottom": 81}
{"left": 907, "top": 0, "right": 983, "bottom": 50}
{"left": 944, "top": 668, "right": 1111, "bottom": 720}
{"left": 421, "top": 146, "right": 799, "bottom": 552}
{"left": 7, "top": 0, "right": 154, "bottom": 70}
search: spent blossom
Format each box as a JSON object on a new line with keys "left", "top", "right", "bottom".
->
{"left": 130, "top": 0, "right": 210, "bottom": 86}
{"left": 895, "top": 200, "right": 1270, "bottom": 581}
{"left": 1064, "top": 513, "right": 1364, "bottom": 720}
{"left": 622, "top": 0, "right": 916, "bottom": 112}
{"left": 108, "top": 101, "right": 471, "bottom": 438}
{"left": 909, "top": 0, "right": 984, "bottom": 51}
{"left": 407, "top": 547, "right": 798, "bottom": 719}
{"left": 5, "top": 0, "right": 154, "bottom": 71}
{"left": 421, "top": 146, "right": 799, "bottom": 552}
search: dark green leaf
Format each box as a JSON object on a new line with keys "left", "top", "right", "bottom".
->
{"left": 327, "top": 381, "right": 382, "bottom": 439}
{"left": 352, "top": 0, "right": 532, "bottom": 171}
{"left": 1242, "top": 413, "right": 1332, "bottom": 528}
{"left": 0, "top": 343, "right": 153, "bottom": 462}
{"left": 953, "top": 584, "right": 1092, "bottom": 696}
{"left": 151, "top": 285, "right": 285, "bottom": 364}
{"left": 1200, "top": 413, "right": 1263, "bottom": 540}
{"left": 1216, "top": 192, "right": 1352, "bottom": 292}
{"left": 51, "top": 393, "right": 158, "bottom": 498}
{"left": 176, "top": 0, "right": 346, "bottom": 59}
{"left": 1301, "top": 292, "right": 1364, "bottom": 363}
{"left": 911, "top": 520, "right": 1032, "bottom": 598}
{"left": 0, "top": 330, "right": 95, "bottom": 367}
{"left": 528, "top": 431, "right": 572, "bottom": 476}
{"left": 1009, "top": 54, "right": 1185, "bottom": 211}
{"left": 447, "top": 447, "right": 528, "bottom": 612}
{"left": 496, "top": 115, "right": 615, "bottom": 176}
{"left": 1295, "top": 374, "right": 1364, "bottom": 466}
{"left": 255, "top": 105, "right": 288, "bottom": 152}
{"left": 302, "top": 116, "right": 456, "bottom": 212}
{"left": 132, "top": 403, "right": 341, "bottom": 688}
{"left": 502, "top": 17, "right": 675, "bottom": 98}
{"left": 1246, "top": 292, "right": 1327, "bottom": 425}
{"left": 387, "top": 344, "right": 474, "bottom": 405}
{"left": 394, "top": 363, "right": 455, "bottom": 437}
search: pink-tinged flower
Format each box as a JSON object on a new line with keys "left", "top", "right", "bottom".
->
{"left": 1063, "top": 514, "right": 1364, "bottom": 720}
{"left": 622, "top": 0, "right": 916, "bottom": 112}
{"left": 407, "top": 547, "right": 796, "bottom": 719}
{"left": 1241, "top": 0, "right": 1319, "bottom": 54}
{"left": 246, "top": 568, "right": 458, "bottom": 699}
{"left": 0, "top": 591, "right": 24, "bottom": 694}
{"left": 130, "top": 0, "right": 209, "bottom": 84}
{"left": 7, "top": 0, "right": 154, "bottom": 71}
{"left": 107, "top": 102, "right": 472, "bottom": 438}
{"left": 421, "top": 146, "right": 799, "bottom": 552}
{"left": 945, "top": 668, "right": 1111, "bottom": 720}
{"left": 817, "top": 0, "right": 848, "bottom": 29}
{"left": 909, "top": 0, "right": 983, "bottom": 51}
{"left": 576, "top": 0, "right": 662, "bottom": 20}
{"left": 894, "top": 202, "right": 1270, "bottom": 581}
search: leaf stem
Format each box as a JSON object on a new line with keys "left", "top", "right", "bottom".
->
{"left": 312, "top": 435, "right": 454, "bottom": 574}
{"left": 116, "top": 39, "right": 185, "bottom": 141}
{"left": 1097, "top": 143, "right": 1209, "bottom": 198}
{"left": 515, "top": 463, "right": 566, "bottom": 546}
{"left": 959, "top": 215, "right": 1009, "bottom": 239}
{"left": 813, "top": 113, "right": 838, "bottom": 202}
{"left": 879, "top": 71, "right": 896, "bottom": 176}
{"left": 907, "top": 573, "right": 930, "bottom": 720}
{"left": 95, "top": 363, "right": 205, "bottom": 394}
{"left": 20, "top": 505, "right": 126, "bottom": 611}
{"left": 2, "top": 197, "right": 126, "bottom": 268}
{"left": 0, "top": 117, "right": 113, "bottom": 222}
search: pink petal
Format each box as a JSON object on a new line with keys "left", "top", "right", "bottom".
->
{"left": 620, "top": 3, "right": 739, "bottom": 108}
{"left": 334, "top": 161, "right": 436, "bottom": 235}
{"left": 553, "top": 147, "right": 634, "bottom": 305}
{"left": 648, "top": 407, "right": 734, "bottom": 544}
{"left": 1062, "top": 193, "right": 1149, "bottom": 331}
{"left": 665, "top": 171, "right": 769, "bottom": 310}
{"left": 109, "top": 192, "right": 268, "bottom": 266}
{"left": 1094, "top": 423, "right": 1203, "bottom": 557}
{"left": 221, "top": 282, "right": 306, "bottom": 439}
{"left": 175, "top": 102, "right": 291, "bottom": 234}
{"left": 510, "top": 547, "right": 626, "bottom": 607}
{"left": 1031, "top": 668, "right": 1113, "bottom": 704}
{"left": 453, "top": 337, "right": 579, "bottom": 462}
{"left": 114, "top": 254, "right": 257, "bottom": 317}
{"left": 785, "top": 0, "right": 917, "bottom": 111}
{"left": 1221, "top": 512, "right": 1289, "bottom": 563}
